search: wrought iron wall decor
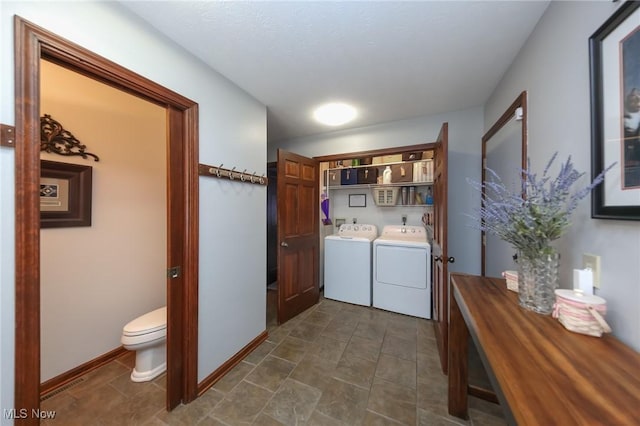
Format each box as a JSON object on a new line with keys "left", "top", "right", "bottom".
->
{"left": 40, "top": 114, "right": 100, "bottom": 161}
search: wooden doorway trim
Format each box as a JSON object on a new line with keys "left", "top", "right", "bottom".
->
{"left": 14, "top": 16, "right": 199, "bottom": 421}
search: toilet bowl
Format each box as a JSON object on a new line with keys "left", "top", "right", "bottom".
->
{"left": 121, "top": 306, "right": 166, "bottom": 382}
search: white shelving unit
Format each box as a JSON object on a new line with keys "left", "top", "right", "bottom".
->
{"left": 324, "top": 159, "right": 434, "bottom": 208}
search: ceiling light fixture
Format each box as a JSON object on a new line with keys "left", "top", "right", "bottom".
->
{"left": 313, "top": 102, "right": 357, "bottom": 126}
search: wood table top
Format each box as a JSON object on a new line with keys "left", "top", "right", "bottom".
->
{"left": 450, "top": 273, "right": 640, "bottom": 425}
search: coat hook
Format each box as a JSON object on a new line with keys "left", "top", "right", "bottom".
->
{"left": 251, "top": 171, "right": 257, "bottom": 183}
{"left": 260, "top": 173, "right": 265, "bottom": 185}
{"left": 241, "top": 169, "right": 247, "bottom": 182}
{"left": 229, "top": 166, "right": 236, "bottom": 180}
{"left": 216, "top": 164, "right": 223, "bottom": 178}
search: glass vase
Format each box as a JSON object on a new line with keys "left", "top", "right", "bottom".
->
{"left": 517, "top": 250, "right": 559, "bottom": 315}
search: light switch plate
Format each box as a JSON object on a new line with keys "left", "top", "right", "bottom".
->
{"left": 582, "top": 253, "right": 601, "bottom": 289}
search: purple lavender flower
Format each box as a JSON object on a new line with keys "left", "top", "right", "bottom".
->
{"left": 468, "top": 153, "right": 614, "bottom": 260}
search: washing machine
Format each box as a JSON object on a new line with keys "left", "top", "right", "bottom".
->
{"left": 373, "top": 225, "right": 431, "bottom": 318}
{"left": 324, "top": 224, "right": 378, "bottom": 306}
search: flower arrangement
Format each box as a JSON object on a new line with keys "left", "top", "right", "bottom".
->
{"left": 468, "top": 153, "right": 612, "bottom": 261}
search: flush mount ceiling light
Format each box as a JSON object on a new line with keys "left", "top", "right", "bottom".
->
{"left": 313, "top": 102, "right": 357, "bottom": 126}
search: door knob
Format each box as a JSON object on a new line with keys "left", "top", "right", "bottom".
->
{"left": 280, "top": 242, "right": 289, "bottom": 247}
{"left": 433, "top": 256, "right": 442, "bottom": 262}
{"left": 447, "top": 256, "right": 456, "bottom": 264}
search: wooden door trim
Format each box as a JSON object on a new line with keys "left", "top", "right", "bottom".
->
{"left": 431, "top": 123, "right": 449, "bottom": 374}
{"left": 313, "top": 142, "right": 437, "bottom": 163}
{"left": 14, "top": 16, "right": 199, "bottom": 421}
{"left": 480, "top": 91, "right": 527, "bottom": 276}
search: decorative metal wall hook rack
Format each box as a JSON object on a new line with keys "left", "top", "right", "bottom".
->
{"left": 40, "top": 114, "right": 100, "bottom": 161}
{"left": 198, "top": 162, "right": 268, "bottom": 186}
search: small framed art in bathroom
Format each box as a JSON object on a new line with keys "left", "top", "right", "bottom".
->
{"left": 40, "top": 160, "right": 93, "bottom": 228}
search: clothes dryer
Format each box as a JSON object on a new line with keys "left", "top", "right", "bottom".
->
{"left": 373, "top": 225, "right": 431, "bottom": 318}
{"left": 324, "top": 224, "right": 378, "bottom": 306}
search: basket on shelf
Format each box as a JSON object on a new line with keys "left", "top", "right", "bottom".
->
{"left": 372, "top": 187, "right": 398, "bottom": 206}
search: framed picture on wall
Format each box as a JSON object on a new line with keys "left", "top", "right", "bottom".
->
{"left": 590, "top": 1, "right": 640, "bottom": 220}
{"left": 349, "top": 194, "right": 367, "bottom": 207}
{"left": 40, "top": 160, "right": 93, "bottom": 228}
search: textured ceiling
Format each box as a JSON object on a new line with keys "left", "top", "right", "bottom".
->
{"left": 120, "top": 1, "right": 549, "bottom": 143}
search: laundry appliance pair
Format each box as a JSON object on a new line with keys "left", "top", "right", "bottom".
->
{"left": 324, "top": 224, "right": 431, "bottom": 319}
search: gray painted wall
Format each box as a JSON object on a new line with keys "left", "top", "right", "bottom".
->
{"left": 486, "top": 1, "right": 640, "bottom": 350}
{"left": 271, "top": 106, "right": 484, "bottom": 278}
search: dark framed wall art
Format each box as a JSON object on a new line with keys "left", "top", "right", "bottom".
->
{"left": 40, "top": 160, "right": 93, "bottom": 228}
{"left": 590, "top": 1, "right": 640, "bottom": 220}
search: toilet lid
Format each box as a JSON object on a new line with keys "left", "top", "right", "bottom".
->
{"left": 123, "top": 306, "right": 166, "bottom": 336}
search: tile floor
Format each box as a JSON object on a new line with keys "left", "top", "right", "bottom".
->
{"left": 41, "top": 295, "right": 506, "bottom": 425}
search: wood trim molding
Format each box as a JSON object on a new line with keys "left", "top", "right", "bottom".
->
{"left": 183, "top": 105, "right": 200, "bottom": 404}
{"left": 480, "top": 91, "right": 527, "bottom": 277}
{"left": 313, "top": 142, "right": 437, "bottom": 163}
{"left": 197, "top": 331, "right": 268, "bottom": 396}
{"left": 40, "top": 347, "right": 128, "bottom": 397}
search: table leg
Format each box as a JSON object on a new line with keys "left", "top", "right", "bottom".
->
{"left": 448, "top": 289, "right": 469, "bottom": 419}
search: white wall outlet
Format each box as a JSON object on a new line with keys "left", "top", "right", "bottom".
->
{"left": 582, "top": 253, "right": 601, "bottom": 289}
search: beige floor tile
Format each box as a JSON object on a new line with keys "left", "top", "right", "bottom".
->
{"left": 307, "top": 335, "right": 347, "bottom": 364}
{"left": 314, "top": 377, "right": 369, "bottom": 425}
{"left": 212, "top": 361, "right": 255, "bottom": 393}
{"left": 306, "top": 409, "right": 347, "bottom": 426}
{"left": 332, "top": 353, "right": 377, "bottom": 389}
{"left": 244, "top": 355, "right": 296, "bottom": 392}
{"left": 352, "top": 321, "right": 386, "bottom": 343}
{"left": 418, "top": 408, "right": 469, "bottom": 426}
{"left": 343, "top": 334, "right": 382, "bottom": 363}
{"left": 321, "top": 319, "right": 358, "bottom": 342}
{"left": 362, "top": 410, "right": 405, "bottom": 425}
{"left": 381, "top": 334, "right": 418, "bottom": 361}
{"left": 367, "top": 377, "right": 416, "bottom": 425}
{"left": 375, "top": 354, "right": 417, "bottom": 389}
{"left": 210, "top": 381, "right": 272, "bottom": 425}
{"left": 270, "top": 336, "right": 310, "bottom": 364}
{"left": 261, "top": 378, "right": 322, "bottom": 425}
{"left": 156, "top": 389, "right": 225, "bottom": 426}
{"left": 288, "top": 321, "right": 325, "bottom": 342}
{"left": 245, "top": 340, "right": 277, "bottom": 365}
{"left": 289, "top": 354, "right": 338, "bottom": 392}
{"left": 303, "top": 310, "right": 334, "bottom": 327}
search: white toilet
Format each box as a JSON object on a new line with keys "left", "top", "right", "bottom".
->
{"left": 121, "top": 306, "right": 167, "bottom": 382}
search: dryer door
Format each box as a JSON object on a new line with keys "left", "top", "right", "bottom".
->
{"left": 375, "top": 244, "right": 429, "bottom": 289}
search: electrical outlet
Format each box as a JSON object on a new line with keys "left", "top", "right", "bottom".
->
{"left": 582, "top": 253, "right": 601, "bottom": 288}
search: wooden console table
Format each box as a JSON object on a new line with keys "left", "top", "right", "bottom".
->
{"left": 448, "top": 273, "right": 640, "bottom": 425}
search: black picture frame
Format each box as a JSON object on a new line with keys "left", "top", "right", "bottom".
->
{"left": 590, "top": 1, "right": 640, "bottom": 220}
{"left": 40, "top": 160, "right": 93, "bottom": 228}
{"left": 349, "top": 193, "right": 367, "bottom": 207}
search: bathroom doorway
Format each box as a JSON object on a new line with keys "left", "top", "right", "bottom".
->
{"left": 39, "top": 60, "right": 168, "bottom": 394}
{"left": 14, "top": 17, "right": 199, "bottom": 419}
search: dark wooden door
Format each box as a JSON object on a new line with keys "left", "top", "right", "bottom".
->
{"left": 276, "top": 149, "right": 319, "bottom": 324}
{"left": 432, "top": 123, "right": 450, "bottom": 374}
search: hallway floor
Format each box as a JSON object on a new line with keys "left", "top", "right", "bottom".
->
{"left": 42, "top": 295, "right": 506, "bottom": 425}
